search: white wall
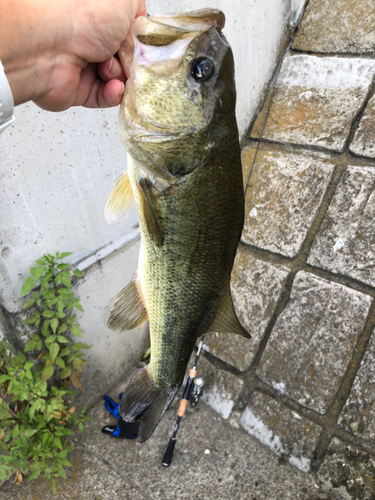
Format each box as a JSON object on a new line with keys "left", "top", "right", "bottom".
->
{"left": 0, "top": 105, "right": 139, "bottom": 312}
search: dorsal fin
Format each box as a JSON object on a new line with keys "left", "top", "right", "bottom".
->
{"left": 107, "top": 273, "right": 148, "bottom": 332}
{"left": 104, "top": 170, "right": 133, "bottom": 224}
{"left": 208, "top": 292, "right": 251, "bottom": 338}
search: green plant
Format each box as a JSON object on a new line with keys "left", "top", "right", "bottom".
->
{"left": 0, "top": 252, "right": 91, "bottom": 492}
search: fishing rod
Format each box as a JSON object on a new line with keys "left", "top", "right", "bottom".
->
{"left": 162, "top": 336, "right": 205, "bottom": 467}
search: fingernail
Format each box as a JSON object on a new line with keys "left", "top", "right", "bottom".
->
{"left": 108, "top": 57, "right": 121, "bottom": 77}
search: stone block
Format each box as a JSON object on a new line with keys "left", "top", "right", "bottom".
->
{"left": 242, "top": 145, "right": 334, "bottom": 257}
{"left": 251, "top": 55, "right": 375, "bottom": 152}
{"left": 204, "top": 245, "right": 289, "bottom": 371}
{"left": 257, "top": 271, "right": 372, "bottom": 414}
{"left": 240, "top": 391, "right": 322, "bottom": 472}
{"left": 318, "top": 438, "right": 375, "bottom": 500}
{"left": 350, "top": 94, "right": 375, "bottom": 158}
{"left": 293, "top": 0, "right": 375, "bottom": 54}
{"left": 308, "top": 166, "right": 375, "bottom": 287}
{"left": 198, "top": 355, "right": 244, "bottom": 420}
{"left": 339, "top": 329, "right": 375, "bottom": 441}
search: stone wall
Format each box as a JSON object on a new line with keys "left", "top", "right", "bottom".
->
{"left": 200, "top": 1, "right": 375, "bottom": 498}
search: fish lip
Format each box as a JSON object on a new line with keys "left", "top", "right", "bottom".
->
{"left": 119, "top": 9, "right": 225, "bottom": 75}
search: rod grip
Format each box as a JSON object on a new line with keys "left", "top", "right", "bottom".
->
{"left": 162, "top": 438, "right": 176, "bottom": 467}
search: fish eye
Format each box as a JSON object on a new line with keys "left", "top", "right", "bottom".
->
{"left": 191, "top": 57, "right": 215, "bottom": 82}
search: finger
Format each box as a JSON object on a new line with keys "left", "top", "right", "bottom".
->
{"left": 81, "top": 78, "right": 124, "bottom": 108}
{"left": 98, "top": 57, "right": 126, "bottom": 83}
{"left": 136, "top": 4, "right": 147, "bottom": 17}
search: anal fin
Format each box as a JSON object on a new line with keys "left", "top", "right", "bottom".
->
{"left": 208, "top": 292, "right": 251, "bottom": 339}
{"left": 104, "top": 170, "right": 133, "bottom": 224}
{"left": 107, "top": 273, "right": 148, "bottom": 332}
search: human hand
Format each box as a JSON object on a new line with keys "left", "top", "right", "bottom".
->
{"left": 0, "top": 0, "right": 146, "bottom": 111}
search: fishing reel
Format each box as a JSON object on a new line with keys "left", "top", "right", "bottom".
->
{"left": 189, "top": 377, "right": 204, "bottom": 407}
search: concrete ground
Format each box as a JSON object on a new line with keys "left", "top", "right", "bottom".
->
{"left": 0, "top": 380, "right": 334, "bottom": 500}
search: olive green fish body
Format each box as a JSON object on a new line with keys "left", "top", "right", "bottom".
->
{"left": 105, "top": 10, "right": 250, "bottom": 442}
{"left": 130, "top": 123, "right": 244, "bottom": 390}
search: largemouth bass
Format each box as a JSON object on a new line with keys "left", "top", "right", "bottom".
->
{"left": 105, "top": 9, "right": 250, "bottom": 443}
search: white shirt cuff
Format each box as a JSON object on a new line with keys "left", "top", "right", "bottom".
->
{"left": 0, "top": 59, "right": 15, "bottom": 134}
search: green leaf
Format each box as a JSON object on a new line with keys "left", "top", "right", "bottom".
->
{"left": 67, "top": 315, "right": 76, "bottom": 324}
{"left": 18, "top": 350, "right": 26, "bottom": 363}
{"left": 49, "top": 343, "right": 59, "bottom": 362}
{"left": 24, "top": 360, "right": 34, "bottom": 370}
{"left": 60, "top": 367, "right": 72, "bottom": 380}
{"left": 56, "top": 301, "right": 65, "bottom": 316}
{"left": 42, "top": 432, "right": 49, "bottom": 447}
{"left": 59, "top": 347, "right": 70, "bottom": 357}
{"left": 57, "top": 324, "right": 67, "bottom": 335}
{"left": 55, "top": 273, "right": 62, "bottom": 285}
{"left": 24, "top": 429, "right": 38, "bottom": 438}
{"left": 59, "top": 252, "right": 73, "bottom": 259}
{"left": 71, "top": 342, "right": 90, "bottom": 351}
{"left": 20, "top": 279, "right": 36, "bottom": 297}
{"left": 70, "top": 324, "right": 83, "bottom": 338}
{"left": 57, "top": 263, "right": 69, "bottom": 270}
{"left": 30, "top": 266, "right": 45, "bottom": 280}
{"left": 44, "top": 335, "right": 56, "bottom": 346}
{"left": 0, "top": 400, "right": 10, "bottom": 419}
{"left": 51, "top": 479, "right": 56, "bottom": 495}
{"left": 41, "top": 320, "right": 50, "bottom": 336}
{"left": 0, "top": 374, "right": 10, "bottom": 384}
{"left": 12, "top": 424, "right": 19, "bottom": 439}
{"left": 42, "top": 309, "right": 54, "bottom": 319}
{"left": 22, "top": 316, "right": 37, "bottom": 325}
{"left": 22, "top": 298, "right": 35, "bottom": 310}
{"left": 73, "top": 302, "right": 84, "bottom": 312}
{"left": 72, "top": 269, "right": 83, "bottom": 278}
{"left": 50, "top": 318, "right": 59, "bottom": 334}
{"left": 61, "top": 275, "right": 71, "bottom": 288}
{"left": 57, "top": 335, "right": 68, "bottom": 343}
{"left": 24, "top": 339, "right": 37, "bottom": 352}
{"left": 28, "top": 470, "right": 41, "bottom": 481}
{"left": 78, "top": 422, "right": 84, "bottom": 432}
{"left": 53, "top": 436, "right": 62, "bottom": 450}
{"left": 55, "top": 357, "right": 65, "bottom": 369}
{"left": 42, "top": 365, "right": 54, "bottom": 382}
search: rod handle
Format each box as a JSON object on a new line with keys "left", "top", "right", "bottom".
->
{"left": 162, "top": 438, "right": 176, "bottom": 467}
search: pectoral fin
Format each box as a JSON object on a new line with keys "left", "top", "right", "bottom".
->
{"left": 107, "top": 273, "right": 148, "bottom": 332}
{"left": 138, "top": 178, "right": 164, "bottom": 247}
{"left": 208, "top": 292, "right": 251, "bottom": 339}
{"left": 104, "top": 171, "right": 133, "bottom": 224}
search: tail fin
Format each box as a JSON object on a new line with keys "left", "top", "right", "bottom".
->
{"left": 120, "top": 366, "right": 178, "bottom": 443}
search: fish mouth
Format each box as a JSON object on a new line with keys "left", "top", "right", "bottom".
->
{"left": 118, "top": 9, "right": 226, "bottom": 141}
{"left": 123, "top": 9, "right": 224, "bottom": 53}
